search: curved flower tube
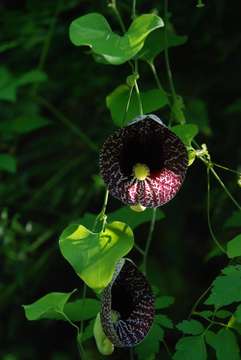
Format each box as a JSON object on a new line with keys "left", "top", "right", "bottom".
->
{"left": 99, "top": 114, "right": 188, "bottom": 208}
{"left": 100, "top": 258, "right": 155, "bottom": 347}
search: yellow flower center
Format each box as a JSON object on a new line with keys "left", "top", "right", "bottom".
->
{"left": 130, "top": 204, "right": 146, "bottom": 212}
{"left": 133, "top": 163, "right": 150, "bottom": 181}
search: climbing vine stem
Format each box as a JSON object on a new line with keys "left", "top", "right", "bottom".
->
{"left": 143, "top": 208, "right": 157, "bottom": 275}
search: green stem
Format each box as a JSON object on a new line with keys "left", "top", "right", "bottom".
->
{"left": 210, "top": 167, "right": 241, "bottom": 211}
{"left": 134, "top": 61, "right": 143, "bottom": 115}
{"left": 134, "top": 243, "right": 145, "bottom": 256}
{"left": 35, "top": 95, "right": 98, "bottom": 153}
{"left": 110, "top": 0, "right": 126, "bottom": 32}
{"left": 93, "top": 189, "right": 109, "bottom": 232}
{"left": 213, "top": 162, "right": 241, "bottom": 176}
{"left": 188, "top": 284, "right": 212, "bottom": 319}
{"left": 149, "top": 61, "right": 167, "bottom": 94}
{"left": 32, "top": 0, "right": 62, "bottom": 95}
{"left": 132, "top": 0, "right": 136, "bottom": 19}
{"left": 164, "top": 0, "right": 177, "bottom": 124}
{"left": 122, "top": 85, "right": 134, "bottom": 126}
{"left": 143, "top": 208, "right": 157, "bottom": 274}
{"left": 206, "top": 167, "right": 227, "bottom": 254}
{"left": 163, "top": 339, "right": 172, "bottom": 358}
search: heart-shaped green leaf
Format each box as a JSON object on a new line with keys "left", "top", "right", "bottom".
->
{"left": 59, "top": 221, "right": 134, "bottom": 293}
{"left": 69, "top": 13, "right": 164, "bottom": 65}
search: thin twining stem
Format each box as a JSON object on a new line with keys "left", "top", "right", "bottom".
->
{"left": 143, "top": 208, "right": 157, "bottom": 274}
{"left": 213, "top": 162, "right": 241, "bottom": 176}
{"left": 206, "top": 167, "right": 226, "bottom": 254}
{"left": 210, "top": 167, "right": 241, "bottom": 211}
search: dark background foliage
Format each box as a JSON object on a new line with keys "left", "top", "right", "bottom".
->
{"left": 0, "top": 0, "right": 241, "bottom": 359}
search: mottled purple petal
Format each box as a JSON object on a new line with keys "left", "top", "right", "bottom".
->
{"left": 99, "top": 114, "right": 188, "bottom": 208}
{"left": 100, "top": 259, "right": 155, "bottom": 347}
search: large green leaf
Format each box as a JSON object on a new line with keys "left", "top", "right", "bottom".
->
{"left": 205, "top": 266, "right": 241, "bottom": 307}
{"left": 138, "top": 28, "right": 187, "bottom": 63}
{"left": 59, "top": 221, "right": 134, "bottom": 293}
{"left": 0, "top": 154, "right": 17, "bottom": 173}
{"left": 176, "top": 319, "right": 204, "bottom": 335}
{"left": 209, "top": 328, "right": 240, "bottom": 360}
{"left": 135, "top": 322, "right": 164, "bottom": 360}
{"left": 171, "top": 124, "right": 199, "bottom": 147}
{"left": 69, "top": 13, "right": 164, "bottom": 65}
{"left": 173, "top": 336, "right": 207, "bottom": 360}
{"left": 235, "top": 304, "right": 241, "bottom": 323}
{"left": 23, "top": 291, "right": 75, "bottom": 321}
{"left": 227, "top": 234, "right": 241, "bottom": 258}
{"left": 106, "top": 84, "right": 168, "bottom": 126}
{"left": 64, "top": 298, "right": 100, "bottom": 321}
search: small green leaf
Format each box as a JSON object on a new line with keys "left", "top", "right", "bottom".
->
{"left": 69, "top": 13, "right": 164, "bottom": 65}
{"left": 171, "top": 124, "right": 199, "bottom": 147}
{"left": 64, "top": 298, "right": 100, "bottom": 321}
{"left": 23, "top": 291, "right": 75, "bottom": 321}
{"left": 155, "top": 296, "right": 174, "bottom": 309}
{"left": 205, "top": 329, "right": 217, "bottom": 349}
{"left": 215, "top": 310, "right": 232, "bottom": 319}
{"left": 59, "top": 221, "right": 134, "bottom": 293}
{"left": 205, "top": 265, "right": 241, "bottom": 307}
{"left": 106, "top": 84, "right": 168, "bottom": 126}
{"left": 135, "top": 323, "right": 164, "bottom": 360}
{"left": 213, "top": 328, "right": 240, "bottom": 360}
{"left": 0, "top": 154, "right": 17, "bottom": 173}
{"left": 224, "top": 211, "right": 241, "bottom": 228}
{"left": 138, "top": 27, "right": 187, "bottom": 63}
{"left": 171, "top": 95, "right": 186, "bottom": 124}
{"left": 155, "top": 314, "right": 173, "bottom": 329}
{"left": 227, "top": 234, "right": 241, "bottom": 258}
{"left": 198, "top": 310, "right": 213, "bottom": 318}
{"left": 173, "top": 336, "right": 207, "bottom": 360}
{"left": 176, "top": 319, "right": 204, "bottom": 335}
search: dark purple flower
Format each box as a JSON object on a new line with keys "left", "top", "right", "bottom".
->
{"left": 99, "top": 114, "right": 188, "bottom": 208}
{"left": 100, "top": 258, "right": 154, "bottom": 347}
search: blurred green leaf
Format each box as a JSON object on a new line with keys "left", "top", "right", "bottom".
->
{"left": 173, "top": 336, "right": 207, "bottom": 360}
{"left": 205, "top": 266, "right": 241, "bottom": 307}
{"left": 185, "top": 99, "right": 211, "bottom": 135}
{"left": 64, "top": 298, "right": 100, "bottom": 321}
{"left": 171, "top": 124, "right": 199, "bottom": 147}
{"left": 69, "top": 13, "right": 164, "bottom": 65}
{"left": 176, "top": 319, "right": 204, "bottom": 335}
{"left": 106, "top": 84, "right": 168, "bottom": 126}
{"left": 0, "top": 154, "right": 17, "bottom": 173}
{"left": 23, "top": 291, "right": 75, "bottom": 321}
{"left": 155, "top": 295, "right": 174, "bottom": 309}
{"left": 0, "top": 116, "right": 49, "bottom": 134}
{"left": 224, "top": 211, "right": 241, "bottom": 228}
{"left": 227, "top": 234, "right": 241, "bottom": 258}
{"left": 59, "top": 221, "right": 134, "bottom": 293}
{"left": 82, "top": 319, "right": 95, "bottom": 342}
{"left": 0, "top": 67, "right": 47, "bottom": 102}
{"left": 138, "top": 28, "right": 187, "bottom": 63}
